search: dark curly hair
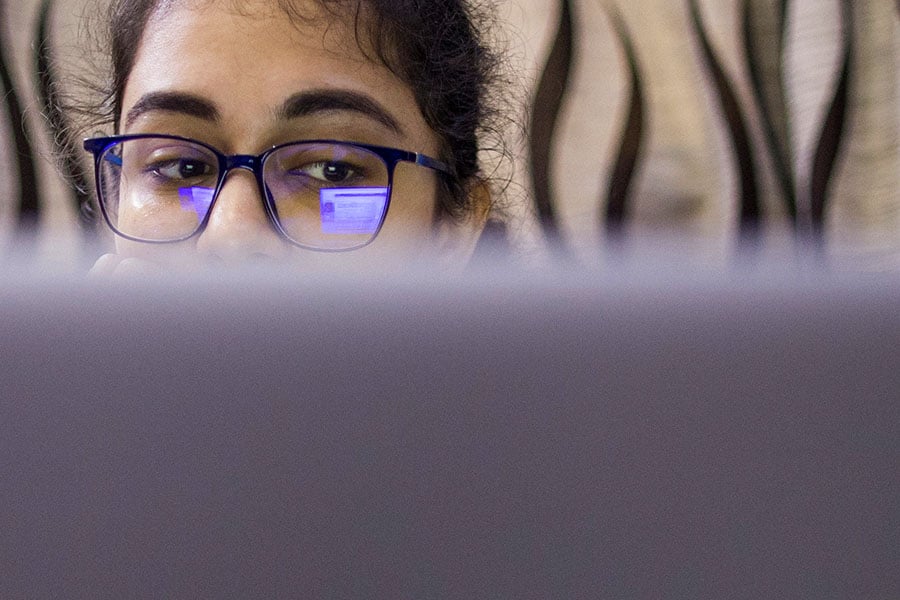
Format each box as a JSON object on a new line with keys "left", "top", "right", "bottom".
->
{"left": 80, "top": 0, "right": 509, "bottom": 219}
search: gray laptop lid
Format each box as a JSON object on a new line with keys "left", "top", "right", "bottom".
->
{"left": 1, "top": 266, "right": 897, "bottom": 598}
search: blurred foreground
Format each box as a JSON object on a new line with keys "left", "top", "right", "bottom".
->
{"left": 0, "top": 253, "right": 898, "bottom": 598}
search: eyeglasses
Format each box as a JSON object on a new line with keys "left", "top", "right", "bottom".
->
{"left": 83, "top": 134, "right": 452, "bottom": 251}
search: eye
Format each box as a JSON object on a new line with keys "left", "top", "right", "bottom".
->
{"left": 294, "top": 161, "right": 362, "bottom": 184}
{"left": 151, "top": 158, "right": 215, "bottom": 181}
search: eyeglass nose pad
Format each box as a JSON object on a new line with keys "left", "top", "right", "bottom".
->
{"left": 194, "top": 157, "right": 288, "bottom": 264}
{"left": 219, "top": 154, "right": 279, "bottom": 223}
{"left": 224, "top": 154, "right": 261, "bottom": 173}
{"left": 212, "top": 154, "right": 273, "bottom": 218}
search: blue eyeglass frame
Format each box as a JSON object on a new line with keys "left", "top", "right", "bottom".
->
{"left": 82, "top": 134, "right": 453, "bottom": 251}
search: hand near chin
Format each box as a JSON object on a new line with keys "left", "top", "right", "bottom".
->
{"left": 89, "top": 253, "right": 166, "bottom": 277}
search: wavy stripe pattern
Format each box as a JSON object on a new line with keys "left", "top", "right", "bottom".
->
{"left": 529, "top": 0, "right": 575, "bottom": 256}
{"left": 0, "top": 0, "right": 40, "bottom": 229}
{"left": 808, "top": 0, "right": 853, "bottom": 237}
{"left": 743, "top": 0, "right": 796, "bottom": 222}
{"left": 526, "top": 0, "right": 864, "bottom": 249}
{"left": 35, "top": 0, "right": 95, "bottom": 231}
{"left": 688, "top": 0, "right": 761, "bottom": 237}
{"left": 603, "top": 5, "right": 646, "bottom": 239}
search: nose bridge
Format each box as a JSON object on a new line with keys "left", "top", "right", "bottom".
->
{"left": 224, "top": 154, "right": 262, "bottom": 176}
{"left": 195, "top": 153, "right": 286, "bottom": 263}
{"left": 212, "top": 153, "right": 266, "bottom": 208}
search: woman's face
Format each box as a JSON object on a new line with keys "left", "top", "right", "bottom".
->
{"left": 112, "top": 0, "right": 483, "bottom": 270}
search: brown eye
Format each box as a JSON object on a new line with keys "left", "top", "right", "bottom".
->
{"left": 294, "top": 160, "right": 361, "bottom": 184}
{"left": 322, "top": 162, "right": 351, "bottom": 182}
{"left": 153, "top": 158, "right": 214, "bottom": 181}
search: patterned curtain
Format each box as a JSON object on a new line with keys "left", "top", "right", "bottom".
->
{"left": 523, "top": 0, "right": 899, "bottom": 268}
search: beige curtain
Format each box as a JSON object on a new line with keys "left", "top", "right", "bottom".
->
{"left": 510, "top": 0, "right": 899, "bottom": 268}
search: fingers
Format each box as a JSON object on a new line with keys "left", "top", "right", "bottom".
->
{"left": 89, "top": 254, "right": 165, "bottom": 278}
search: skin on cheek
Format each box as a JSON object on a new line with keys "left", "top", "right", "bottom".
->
{"left": 371, "top": 163, "right": 440, "bottom": 247}
{"left": 115, "top": 170, "right": 204, "bottom": 241}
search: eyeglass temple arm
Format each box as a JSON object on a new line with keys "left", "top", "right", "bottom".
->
{"left": 414, "top": 153, "right": 452, "bottom": 176}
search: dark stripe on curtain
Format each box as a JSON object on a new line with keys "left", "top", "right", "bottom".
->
{"left": 688, "top": 0, "right": 761, "bottom": 237}
{"left": 529, "top": 0, "right": 575, "bottom": 257}
{"left": 0, "top": 0, "right": 41, "bottom": 229}
{"left": 35, "top": 0, "right": 95, "bottom": 232}
{"left": 809, "top": 0, "right": 854, "bottom": 237}
{"left": 603, "top": 6, "right": 646, "bottom": 241}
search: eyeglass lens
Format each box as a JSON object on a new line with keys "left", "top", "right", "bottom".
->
{"left": 98, "top": 138, "right": 391, "bottom": 250}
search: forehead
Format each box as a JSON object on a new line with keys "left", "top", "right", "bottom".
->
{"left": 135, "top": 0, "right": 377, "bottom": 89}
{"left": 151, "top": 0, "right": 363, "bottom": 45}
{"left": 121, "top": 0, "right": 432, "bottom": 149}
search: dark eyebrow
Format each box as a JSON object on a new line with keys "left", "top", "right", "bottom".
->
{"left": 278, "top": 89, "right": 403, "bottom": 134}
{"left": 124, "top": 92, "right": 220, "bottom": 130}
